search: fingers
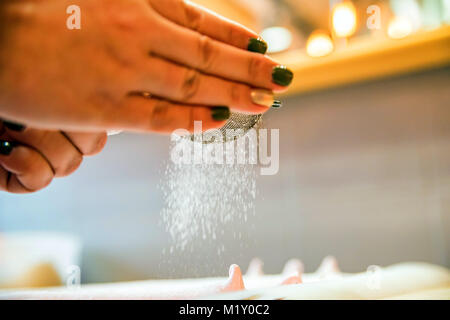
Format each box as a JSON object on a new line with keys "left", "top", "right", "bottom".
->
{"left": 62, "top": 132, "right": 108, "bottom": 156}
{"left": 0, "top": 141, "right": 54, "bottom": 193}
{"left": 133, "top": 56, "right": 270, "bottom": 114}
{"left": 0, "top": 120, "right": 108, "bottom": 194}
{"left": 148, "top": 0, "right": 258, "bottom": 50}
{"left": 0, "top": 167, "right": 9, "bottom": 192}
{"left": 146, "top": 16, "right": 288, "bottom": 92}
{"left": 102, "top": 94, "right": 229, "bottom": 134}
{"left": 4, "top": 127, "right": 83, "bottom": 178}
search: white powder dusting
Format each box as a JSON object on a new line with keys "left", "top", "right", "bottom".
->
{"left": 160, "top": 138, "right": 257, "bottom": 253}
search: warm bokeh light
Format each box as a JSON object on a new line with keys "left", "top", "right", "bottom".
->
{"left": 332, "top": 2, "right": 358, "bottom": 38}
{"left": 306, "top": 32, "right": 334, "bottom": 57}
{"left": 261, "top": 27, "right": 293, "bottom": 53}
{"left": 387, "top": 16, "right": 413, "bottom": 39}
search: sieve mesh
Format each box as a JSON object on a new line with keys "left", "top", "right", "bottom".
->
{"left": 192, "top": 112, "right": 262, "bottom": 144}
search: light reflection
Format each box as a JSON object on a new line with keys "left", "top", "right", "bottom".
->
{"left": 261, "top": 27, "right": 293, "bottom": 53}
{"left": 306, "top": 32, "right": 334, "bottom": 57}
{"left": 387, "top": 16, "right": 413, "bottom": 39}
{"left": 332, "top": 2, "right": 358, "bottom": 38}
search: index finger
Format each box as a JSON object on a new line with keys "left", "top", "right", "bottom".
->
{"left": 148, "top": 0, "right": 267, "bottom": 53}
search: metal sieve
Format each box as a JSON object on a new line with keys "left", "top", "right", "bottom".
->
{"left": 191, "top": 112, "right": 263, "bottom": 144}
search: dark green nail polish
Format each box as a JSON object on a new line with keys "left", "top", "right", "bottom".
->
{"left": 272, "top": 66, "right": 294, "bottom": 86}
{"left": 3, "top": 120, "right": 25, "bottom": 132}
{"left": 211, "top": 106, "right": 230, "bottom": 121}
{"left": 248, "top": 37, "right": 268, "bottom": 54}
{"left": 0, "top": 140, "right": 16, "bottom": 156}
{"left": 272, "top": 100, "right": 282, "bottom": 108}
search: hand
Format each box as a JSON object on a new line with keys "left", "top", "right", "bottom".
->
{"left": 0, "top": 120, "right": 107, "bottom": 193}
{"left": 0, "top": 0, "right": 293, "bottom": 134}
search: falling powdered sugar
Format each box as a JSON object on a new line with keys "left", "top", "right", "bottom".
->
{"left": 160, "top": 137, "right": 258, "bottom": 252}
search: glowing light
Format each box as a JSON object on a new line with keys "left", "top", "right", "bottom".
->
{"left": 387, "top": 16, "right": 413, "bottom": 39}
{"left": 260, "top": 27, "right": 293, "bottom": 53}
{"left": 306, "top": 32, "right": 334, "bottom": 58}
{"left": 332, "top": 2, "right": 358, "bottom": 38}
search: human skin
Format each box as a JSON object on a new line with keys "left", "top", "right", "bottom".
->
{"left": 0, "top": 0, "right": 293, "bottom": 134}
{"left": 0, "top": 120, "right": 107, "bottom": 193}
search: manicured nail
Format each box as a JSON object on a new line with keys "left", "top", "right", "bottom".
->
{"left": 3, "top": 120, "right": 26, "bottom": 132}
{"left": 272, "top": 66, "right": 294, "bottom": 86}
{"left": 247, "top": 37, "right": 268, "bottom": 54}
{"left": 272, "top": 100, "right": 283, "bottom": 108}
{"left": 0, "top": 140, "right": 16, "bottom": 156}
{"left": 250, "top": 89, "right": 274, "bottom": 107}
{"left": 211, "top": 106, "right": 230, "bottom": 121}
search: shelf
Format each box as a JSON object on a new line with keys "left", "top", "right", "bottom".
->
{"left": 273, "top": 25, "right": 450, "bottom": 96}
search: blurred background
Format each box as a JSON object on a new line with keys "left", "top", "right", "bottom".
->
{"left": 1, "top": 0, "right": 449, "bottom": 288}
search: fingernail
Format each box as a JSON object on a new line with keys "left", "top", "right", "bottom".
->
{"left": 247, "top": 37, "right": 268, "bottom": 54}
{"left": 211, "top": 106, "right": 230, "bottom": 121}
{"left": 250, "top": 89, "right": 274, "bottom": 107}
{"left": 272, "top": 65, "right": 294, "bottom": 86}
{"left": 272, "top": 100, "right": 283, "bottom": 108}
{"left": 3, "top": 120, "right": 26, "bottom": 132}
{"left": 0, "top": 140, "right": 16, "bottom": 156}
